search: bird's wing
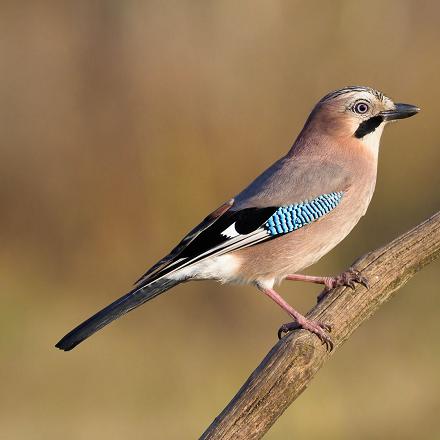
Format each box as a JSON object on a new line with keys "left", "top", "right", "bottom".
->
{"left": 135, "top": 191, "right": 344, "bottom": 285}
{"left": 133, "top": 199, "right": 235, "bottom": 284}
{"left": 134, "top": 199, "right": 276, "bottom": 285}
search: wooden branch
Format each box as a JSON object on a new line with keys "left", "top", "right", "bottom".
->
{"left": 200, "top": 211, "right": 440, "bottom": 440}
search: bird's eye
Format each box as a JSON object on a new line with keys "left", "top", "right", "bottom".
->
{"left": 353, "top": 101, "right": 370, "bottom": 114}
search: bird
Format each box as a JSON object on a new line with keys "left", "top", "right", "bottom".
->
{"left": 56, "top": 86, "right": 419, "bottom": 352}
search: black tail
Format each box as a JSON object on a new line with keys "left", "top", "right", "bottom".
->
{"left": 55, "top": 277, "right": 180, "bottom": 351}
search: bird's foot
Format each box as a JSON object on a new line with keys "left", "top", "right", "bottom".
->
{"left": 317, "top": 268, "right": 369, "bottom": 303}
{"left": 278, "top": 318, "right": 333, "bottom": 351}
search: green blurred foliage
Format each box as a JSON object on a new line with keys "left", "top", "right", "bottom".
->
{"left": 1, "top": 1, "right": 439, "bottom": 439}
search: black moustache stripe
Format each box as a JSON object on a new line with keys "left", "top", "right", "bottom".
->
{"left": 354, "top": 115, "right": 384, "bottom": 139}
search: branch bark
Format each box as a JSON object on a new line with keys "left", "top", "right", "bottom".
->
{"left": 200, "top": 210, "right": 440, "bottom": 440}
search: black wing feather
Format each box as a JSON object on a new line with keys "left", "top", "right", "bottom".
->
{"left": 134, "top": 201, "right": 277, "bottom": 285}
{"left": 134, "top": 199, "right": 235, "bottom": 284}
{"left": 179, "top": 206, "right": 276, "bottom": 259}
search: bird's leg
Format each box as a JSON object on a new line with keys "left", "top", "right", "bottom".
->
{"left": 257, "top": 284, "right": 333, "bottom": 351}
{"left": 286, "top": 269, "right": 369, "bottom": 303}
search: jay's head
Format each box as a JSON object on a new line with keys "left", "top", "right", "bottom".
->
{"left": 305, "top": 86, "right": 419, "bottom": 157}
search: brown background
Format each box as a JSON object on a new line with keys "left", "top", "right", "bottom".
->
{"left": 1, "top": 1, "right": 439, "bottom": 439}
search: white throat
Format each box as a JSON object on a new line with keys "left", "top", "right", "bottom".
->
{"left": 360, "top": 123, "right": 385, "bottom": 159}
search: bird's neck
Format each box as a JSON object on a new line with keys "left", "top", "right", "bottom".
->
{"left": 287, "top": 127, "right": 379, "bottom": 195}
{"left": 289, "top": 123, "right": 383, "bottom": 165}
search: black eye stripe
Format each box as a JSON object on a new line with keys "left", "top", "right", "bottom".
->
{"left": 354, "top": 115, "right": 384, "bottom": 138}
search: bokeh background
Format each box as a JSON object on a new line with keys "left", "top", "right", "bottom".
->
{"left": 1, "top": 1, "right": 439, "bottom": 439}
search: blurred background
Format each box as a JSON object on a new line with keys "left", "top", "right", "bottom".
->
{"left": 1, "top": 1, "right": 439, "bottom": 439}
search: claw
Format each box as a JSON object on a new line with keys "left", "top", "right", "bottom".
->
{"left": 277, "top": 319, "right": 334, "bottom": 351}
{"left": 317, "top": 269, "right": 369, "bottom": 302}
{"left": 278, "top": 324, "right": 288, "bottom": 340}
{"left": 316, "top": 330, "right": 334, "bottom": 351}
{"left": 321, "top": 338, "right": 333, "bottom": 351}
{"left": 359, "top": 277, "right": 370, "bottom": 289}
{"left": 320, "top": 322, "right": 332, "bottom": 333}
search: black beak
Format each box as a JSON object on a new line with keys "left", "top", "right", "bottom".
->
{"left": 381, "top": 103, "right": 420, "bottom": 121}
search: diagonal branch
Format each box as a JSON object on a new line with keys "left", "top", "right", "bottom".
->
{"left": 200, "top": 210, "right": 440, "bottom": 440}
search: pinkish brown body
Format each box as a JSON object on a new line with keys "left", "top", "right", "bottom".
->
{"left": 56, "top": 86, "right": 419, "bottom": 352}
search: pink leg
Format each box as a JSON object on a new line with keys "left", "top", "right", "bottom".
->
{"left": 257, "top": 285, "right": 333, "bottom": 351}
{"left": 286, "top": 274, "right": 336, "bottom": 289}
{"left": 286, "top": 269, "right": 369, "bottom": 302}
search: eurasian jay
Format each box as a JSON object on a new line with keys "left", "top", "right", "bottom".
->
{"left": 56, "top": 86, "right": 419, "bottom": 351}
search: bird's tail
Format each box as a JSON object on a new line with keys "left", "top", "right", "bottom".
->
{"left": 55, "top": 277, "right": 181, "bottom": 351}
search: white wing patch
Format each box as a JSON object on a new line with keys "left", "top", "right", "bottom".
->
{"left": 221, "top": 222, "right": 240, "bottom": 238}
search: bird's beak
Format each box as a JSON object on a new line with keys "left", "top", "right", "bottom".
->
{"left": 381, "top": 103, "right": 420, "bottom": 121}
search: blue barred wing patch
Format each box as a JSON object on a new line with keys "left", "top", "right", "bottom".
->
{"left": 265, "top": 191, "right": 344, "bottom": 236}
